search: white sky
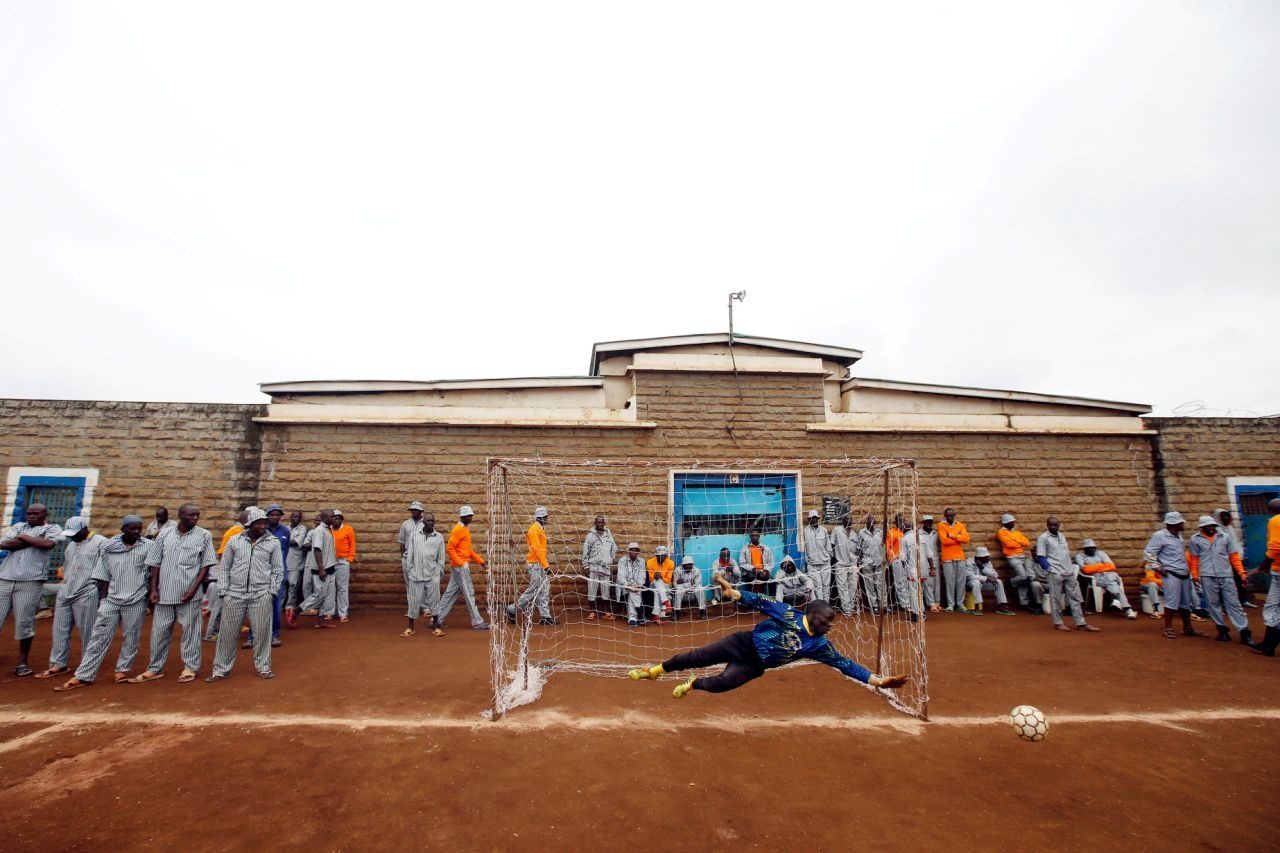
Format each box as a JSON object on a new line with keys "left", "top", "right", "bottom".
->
{"left": 2, "top": 2, "right": 1277, "bottom": 416}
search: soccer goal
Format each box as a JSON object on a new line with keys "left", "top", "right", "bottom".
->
{"left": 485, "top": 457, "right": 928, "bottom": 719}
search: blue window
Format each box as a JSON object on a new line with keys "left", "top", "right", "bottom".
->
{"left": 673, "top": 472, "right": 800, "bottom": 586}
{"left": 7, "top": 475, "right": 88, "bottom": 580}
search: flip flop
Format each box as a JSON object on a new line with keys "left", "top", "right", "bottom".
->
{"left": 178, "top": 670, "right": 197, "bottom": 683}
{"left": 14, "top": 664, "right": 34, "bottom": 677}
{"left": 113, "top": 672, "right": 130, "bottom": 683}
{"left": 204, "top": 674, "right": 227, "bottom": 683}
{"left": 34, "top": 667, "right": 68, "bottom": 679}
{"left": 127, "top": 671, "right": 165, "bottom": 684}
{"left": 1162, "top": 628, "right": 1178, "bottom": 639}
{"left": 400, "top": 628, "right": 416, "bottom": 637}
{"left": 258, "top": 670, "right": 275, "bottom": 680}
{"left": 431, "top": 628, "right": 445, "bottom": 637}
{"left": 54, "top": 678, "right": 91, "bottom": 692}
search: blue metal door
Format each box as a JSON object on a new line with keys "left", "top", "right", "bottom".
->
{"left": 1236, "top": 484, "right": 1279, "bottom": 591}
{"left": 673, "top": 473, "right": 799, "bottom": 586}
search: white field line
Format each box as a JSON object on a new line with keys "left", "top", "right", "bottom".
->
{"left": 0, "top": 707, "right": 1277, "bottom": 735}
{"left": 0, "top": 721, "right": 70, "bottom": 754}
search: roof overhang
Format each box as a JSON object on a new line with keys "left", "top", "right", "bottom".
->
{"left": 589, "top": 333, "right": 863, "bottom": 375}
{"left": 842, "top": 377, "right": 1150, "bottom": 415}
{"left": 259, "top": 377, "right": 603, "bottom": 396}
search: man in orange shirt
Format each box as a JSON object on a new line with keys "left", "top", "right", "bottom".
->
{"left": 507, "top": 506, "right": 557, "bottom": 626}
{"left": 330, "top": 510, "right": 357, "bottom": 622}
{"left": 437, "top": 505, "right": 490, "bottom": 631}
{"left": 646, "top": 545, "right": 675, "bottom": 624}
{"left": 1250, "top": 498, "right": 1280, "bottom": 656}
{"left": 937, "top": 507, "right": 971, "bottom": 612}
{"left": 998, "top": 514, "right": 1043, "bottom": 612}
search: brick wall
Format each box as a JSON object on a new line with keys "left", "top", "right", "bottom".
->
{"left": 0, "top": 399, "right": 264, "bottom": 534}
{"left": 1145, "top": 417, "right": 1280, "bottom": 516}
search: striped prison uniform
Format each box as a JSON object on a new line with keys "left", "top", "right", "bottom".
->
{"left": 144, "top": 524, "right": 216, "bottom": 675}
{"left": 0, "top": 522, "right": 64, "bottom": 641}
{"left": 212, "top": 531, "right": 284, "bottom": 677}
{"left": 75, "top": 536, "right": 151, "bottom": 683}
{"left": 47, "top": 533, "right": 108, "bottom": 670}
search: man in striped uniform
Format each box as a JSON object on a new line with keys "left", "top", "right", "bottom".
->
{"left": 297, "top": 509, "right": 337, "bottom": 628}
{"left": 801, "top": 510, "right": 832, "bottom": 603}
{"left": 855, "top": 514, "right": 887, "bottom": 613}
{"left": 1188, "top": 516, "right": 1253, "bottom": 645}
{"left": 437, "top": 505, "right": 490, "bottom": 630}
{"left": 284, "top": 509, "right": 310, "bottom": 621}
{"left": 917, "top": 515, "right": 941, "bottom": 613}
{"left": 132, "top": 503, "right": 217, "bottom": 683}
{"left": 397, "top": 501, "right": 425, "bottom": 585}
{"left": 144, "top": 506, "right": 176, "bottom": 540}
{"left": 0, "top": 503, "right": 63, "bottom": 677}
{"left": 581, "top": 515, "right": 618, "bottom": 620}
{"left": 403, "top": 512, "right": 446, "bottom": 637}
{"left": 205, "top": 509, "right": 247, "bottom": 642}
{"left": 830, "top": 515, "right": 858, "bottom": 615}
{"left": 207, "top": 507, "right": 284, "bottom": 681}
{"left": 36, "top": 517, "right": 107, "bottom": 679}
{"left": 1145, "top": 511, "right": 1204, "bottom": 641}
{"left": 261, "top": 503, "right": 290, "bottom": 647}
{"left": 55, "top": 516, "right": 153, "bottom": 690}
{"left": 1249, "top": 498, "right": 1280, "bottom": 656}
{"left": 507, "top": 506, "right": 557, "bottom": 626}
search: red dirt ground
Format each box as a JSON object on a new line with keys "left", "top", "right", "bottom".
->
{"left": 0, "top": 606, "right": 1276, "bottom": 851}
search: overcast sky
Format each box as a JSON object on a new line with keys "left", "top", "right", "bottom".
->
{"left": 2, "top": 2, "right": 1277, "bottom": 416}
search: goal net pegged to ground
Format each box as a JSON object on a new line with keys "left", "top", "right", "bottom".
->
{"left": 485, "top": 458, "right": 928, "bottom": 719}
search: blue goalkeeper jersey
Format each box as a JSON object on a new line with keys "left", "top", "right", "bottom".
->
{"left": 738, "top": 590, "right": 871, "bottom": 684}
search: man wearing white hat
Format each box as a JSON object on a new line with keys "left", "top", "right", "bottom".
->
{"left": 964, "top": 547, "right": 1014, "bottom": 616}
{"left": 773, "top": 555, "right": 814, "bottom": 607}
{"left": 35, "top": 517, "right": 107, "bottom": 679}
{"left": 801, "top": 510, "right": 832, "bottom": 603}
{"left": 581, "top": 515, "right": 618, "bottom": 621}
{"left": 329, "top": 509, "right": 356, "bottom": 622}
{"left": 1075, "top": 538, "right": 1137, "bottom": 619}
{"left": 855, "top": 514, "right": 887, "bottom": 613}
{"left": 397, "top": 502, "right": 425, "bottom": 585}
{"left": 672, "top": 555, "right": 707, "bottom": 620}
{"left": 617, "top": 543, "right": 648, "bottom": 625}
{"left": 1144, "top": 511, "right": 1204, "bottom": 640}
{"left": 916, "top": 515, "right": 941, "bottom": 612}
{"left": 646, "top": 545, "right": 675, "bottom": 623}
{"left": 440, "top": 505, "right": 490, "bottom": 630}
{"left": 1188, "top": 516, "right": 1253, "bottom": 645}
{"left": 507, "top": 506, "right": 556, "bottom": 625}
{"left": 998, "top": 514, "right": 1043, "bottom": 612}
{"left": 206, "top": 507, "right": 284, "bottom": 681}
{"left": 404, "top": 512, "right": 446, "bottom": 637}
{"left": 1036, "top": 517, "right": 1100, "bottom": 632}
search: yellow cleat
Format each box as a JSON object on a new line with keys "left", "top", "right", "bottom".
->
{"left": 672, "top": 675, "right": 696, "bottom": 699}
{"left": 628, "top": 666, "right": 658, "bottom": 681}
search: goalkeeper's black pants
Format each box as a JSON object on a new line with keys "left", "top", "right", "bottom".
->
{"left": 662, "top": 630, "right": 766, "bottom": 693}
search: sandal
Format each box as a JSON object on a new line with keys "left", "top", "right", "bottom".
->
{"left": 586, "top": 612, "right": 597, "bottom": 621}
{"left": 178, "top": 669, "right": 197, "bottom": 683}
{"left": 54, "top": 677, "right": 91, "bottom": 692}
{"left": 1162, "top": 628, "right": 1178, "bottom": 639}
{"left": 400, "top": 628, "right": 416, "bottom": 638}
{"left": 1148, "top": 612, "right": 1161, "bottom": 620}
{"left": 113, "top": 672, "right": 130, "bottom": 683}
{"left": 14, "top": 664, "right": 34, "bottom": 677}
{"left": 127, "top": 670, "right": 165, "bottom": 684}
{"left": 34, "top": 666, "right": 68, "bottom": 679}
{"left": 431, "top": 628, "right": 445, "bottom": 637}
{"left": 204, "top": 674, "right": 227, "bottom": 683}
{"left": 1183, "top": 627, "right": 1207, "bottom": 637}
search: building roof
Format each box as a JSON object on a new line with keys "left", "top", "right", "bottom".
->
{"left": 588, "top": 333, "right": 864, "bottom": 375}
{"left": 842, "top": 376, "right": 1151, "bottom": 415}
{"left": 259, "top": 377, "right": 602, "bottom": 396}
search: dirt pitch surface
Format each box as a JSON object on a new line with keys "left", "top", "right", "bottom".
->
{"left": 0, "top": 606, "right": 1276, "bottom": 851}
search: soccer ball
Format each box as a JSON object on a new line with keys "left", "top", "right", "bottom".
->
{"left": 1009, "top": 705, "right": 1048, "bottom": 742}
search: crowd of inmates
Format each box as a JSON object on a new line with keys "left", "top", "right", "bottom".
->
{"left": 2, "top": 496, "right": 1278, "bottom": 688}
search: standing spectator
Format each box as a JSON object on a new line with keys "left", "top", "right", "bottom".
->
{"left": 646, "top": 545, "right": 675, "bottom": 624}
{"left": 889, "top": 516, "right": 920, "bottom": 621}
{"left": 144, "top": 506, "right": 176, "bottom": 540}
{"left": 206, "top": 509, "right": 247, "bottom": 642}
{"left": 855, "top": 514, "right": 887, "bottom": 613}
{"left": 0, "top": 503, "right": 63, "bottom": 677}
{"left": 831, "top": 515, "right": 858, "bottom": 615}
{"left": 917, "top": 515, "right": 941, "bottom": 613}
{"left": 937, "top": 508, "right": 970, "bottom": 613}
{"left": 1075, "top": 538, "right": 1137, "bottom": 619}
{"left": 297, "top": 509, "right": 338, "bottom": 628}
{"left": 1215, "top": 508, "right": 1257, "bottom": 610}
{"left": 397, "top": 502, "right": 425, "bottom": 585}
{"left": 439, "top": 505, "right": 490, "bottom": 630}
{"left": 801, "top": 510, "right": 832, "bottom": 602}
{"left": 404, "top": 512, "right": 446, "bottom": 637}
{"left": 132, "top": 504, "right": 216, "bottom": 683}
{"left": 581, "top": 515, "right": 618, "bottom": 621}
{"left": 508, "top": 506, "right": 555, "bottom": 626}
{"left": 672, "top": 555, "right": 707, "bottom": 620}
{"left": 257, "top": 504, "right": 290, "bottom": 648}
{"left": 284, "top": 509, "right": 310, "bottom": 623}
{"left": 36, "top": 517, "right": 106, "bottom": 679}
{"left": 1145, "top": 511, "right": 1204, "bottom": 641}
{"left": 206, "top": 507, "right": 284, "bottom": 682}
{"left": 330, "top": 509, "right": 357, "bottom": 622}
{"left": 1037, "top": 517, "right": 1099, "bottom": 633}
{"left": 998, "top": 514, "right": 1043, "bottom": 613}
{"left": 617, "top": 543, "right": 648, "bottom": 626}
{"left": 1249, "top": 498, "right": 1280, "bottom": 656}
{"left": 1188, "top": 517, "right": 1253, "bottom": 645}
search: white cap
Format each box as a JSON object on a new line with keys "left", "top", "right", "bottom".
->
{"left": 533, "top": 506, "right": 548, "bottom": 518}
{"left": 974, "top": 546, "right": 990, "bottom": 558}
{"left": 627, "top": 542, "right": 640, "bottom": 550}
{"left": 681, "top": 555, "right": 694, "bottom": 565}
{"left": 1000, "top": 513, "right": 1015, "bottom": 524}
{"left": 1081, "top": 538, "right": 1097, "bottom": 548}
{"left": 655, "top": 546, "right": 668, "bottom": 555}
{"left": 1164, "top": 511, "right": 1185, "bottom": 525}
{"left": 459, "top": 505, "right": 474, "bottom": 517}
{"left": 921, "top": 514, "right": 934, "bottom": 522}
{"left": 408, "top": 501, "right": 424, "bottom": 511}
{"left": 331, "top": 509, "right": 344, "bottom": 518}
{"left": 1197, "top": 516, "right": 1217, "bottom": 529}
{"left": 807, "top": 509, "right": 820, "bottom": 519}
{"left": 245, "top": 506, "right": 268, "bottom": 525}
{"left": 60, "top": 516, "right": 89, "bottom": 537}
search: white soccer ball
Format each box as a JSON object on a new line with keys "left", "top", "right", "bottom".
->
{"left": 1009, "top": 705, "right": 1048, "bottom": 742}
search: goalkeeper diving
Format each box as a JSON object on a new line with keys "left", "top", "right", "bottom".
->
{"left": 629, "top": 574, "right": 910, "bottom": 698}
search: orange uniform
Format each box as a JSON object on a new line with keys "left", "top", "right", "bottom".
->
{"left": 332, "top": 524, "right": 357, "bottom": 561}
{"left": 646, "top": 556, "right": 674, "bottom": 585}
{"left": 1268, "top": 514, "right": 1280, "bottom": 572}
{"left": 218, "top": 524, "right": 243, "bottom": 557}
{"left": 937, "top": 520, "right": 970, "bottom": 562}
{"left": 1142, "top": 567, "right": 1163, "bottom": 588}
{"left": 449, "top": 522, "right": 488, "bottom": 567}
{"left": 997, "top": 528, "right": 1030, "bottom": 557}
{"left": 886, "top": 527, "right": 903, "bottom": 562}
{"left": 1187, "top": 531, "right": 1244, "bottom": 580}
{"left": 522, "top": 522, "right": 546, "bottom": 567}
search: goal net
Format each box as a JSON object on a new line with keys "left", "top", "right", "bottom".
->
{"left": 485, "top": 458, "right": 928, "bottom": 719}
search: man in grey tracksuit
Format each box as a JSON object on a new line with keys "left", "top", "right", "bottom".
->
{"left": 37, "top": 517, "right": 106, "bottom": 679}
{"left": 830, "top": 516, "right": 858, "bottom": 615}
{"left": 581, "top": 516, "right": 618, "bottom": 619}
{"left": 617, "top": 543, "right": 648, "bottom": 625}
{"left": 855, "top": 515, "right": 887, "bottom": 612}
{"left": 208, "top": 507, "right": 284, "bottom": 681}
{"left": 1036, "top": 517, "right": 1098, "bottom": 633}
{"left": 801, "top": 510, "right": 832, "bottom": 603}
{"left": 1189, "top": 516, "right": 1254, "bottom": 646}
{"left": 405, "top": 513, "right": 446, "bottom": 635}
{"left": 56, "top": 517, "right": 153, "bottom": 690}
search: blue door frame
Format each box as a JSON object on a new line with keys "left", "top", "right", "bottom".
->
{"left": 672, "top": 472, "right": 800, "bottom": 585}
